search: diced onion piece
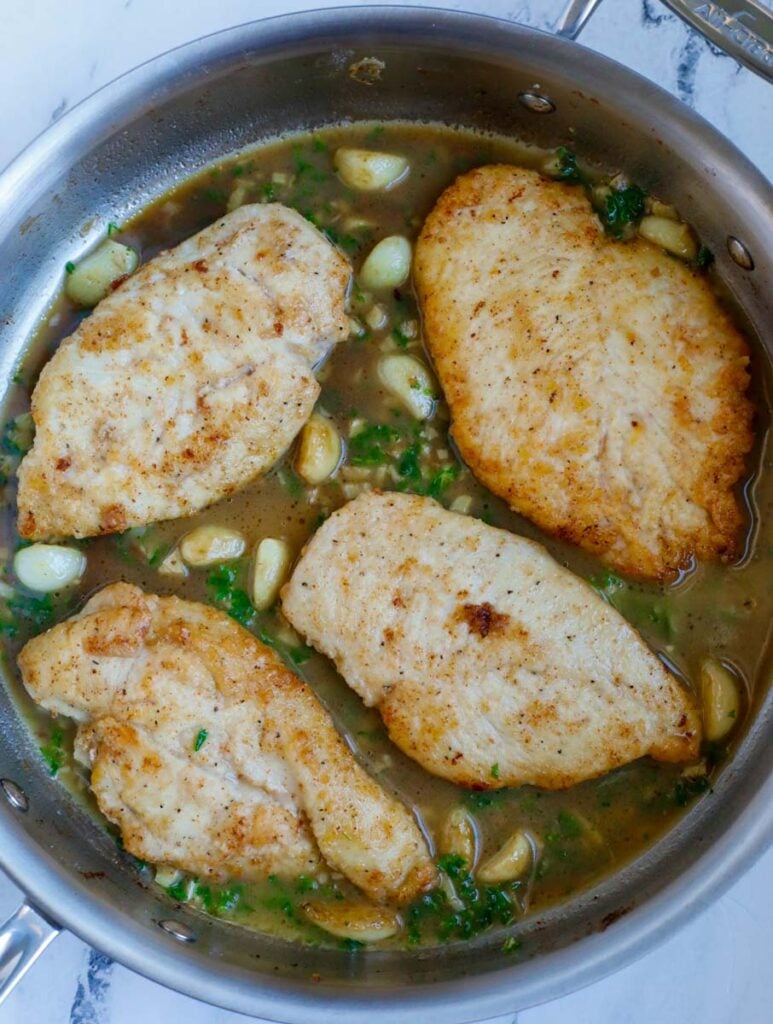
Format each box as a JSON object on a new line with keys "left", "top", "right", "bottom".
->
{"left": 378, "top": 354, "right": 436, "bottom": 420}
{"left": 65, "top": 239, "right": 138, "bottom": 307}
{"left": 302, "top": 900, "right": 401, "bottom": 942}
{"left": 334, "top": 148, "right": 409, "bottom": 192}
{"left": 157, "top": 547, "right": 189, "bottom": 578}
{"left": 700, "top": 658, "right": 740, "bottom": 742}
{"left": 638, "top": 216, "right": 697, "bottom": 261}
{"left": 251, "top": 537, "right": 292, "bottom": 611}
{"left": 295, "top": 413, "right": 342, "bottom": 485}
{"left": 14, "top": 544, "right": 86, "bottom": 593}
{"left": 450, "top": 495, "right": 473, "bottom": 515}
{"left": 439, "top": 807, "right": 477, "bottom": 866}
{"left": 180, "top": 526, "right": 245, "bottom": 568}
{"left": 477, "top": 830, "right": 533, "bottom": 884}
{"left": 359, "top": 236, "right": 412, "bottom": 290}
{"left": 227, "top": 184, "right": 248, "bottom": 212}
{"left": 154, "top": 865, "right": 182, "bottom": 888}
{"left": 365, "top": 304, "right": 388, "bottom": 331}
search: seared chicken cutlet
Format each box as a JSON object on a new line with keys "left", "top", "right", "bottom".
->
{"left": 17, "top": 204, "right": 351, "bottom": 541}
{"left": 414, "top": 165, "right": 754, "bottom": 580}
{"left": 18, "top": 583, "right": 434, "bottom": 903}
{"left": 282, "top": 493, "right": 702, "bottom": 790}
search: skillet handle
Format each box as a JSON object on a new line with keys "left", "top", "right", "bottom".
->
{"left": 660, "top": 0, "right": 773, "bottom": 83}
{"left": 0, "top": 902, "right": 60, "bottom": 1006}
{"left": 556, "top": 0, "right": 773, "bottom": 83}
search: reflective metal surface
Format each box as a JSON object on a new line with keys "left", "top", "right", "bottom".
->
{"left": 0, "top": 6, "right": 771, "bottom": 1021}
{"left": 0, "top": 903, "right": 60, "bottom": 1006}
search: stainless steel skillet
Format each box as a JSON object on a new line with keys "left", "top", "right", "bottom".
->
{"left": 0, "top": 3, "right": 772, "bottom": 1021}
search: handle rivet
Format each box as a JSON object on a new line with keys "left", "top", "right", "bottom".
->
{"left": 518, "top": 91, "right": 556, "bottom": 114}
{"left": 1, "top": 779, "right": 29, "bottom": 812}
{"left": 726, "top": 236, "right": 754, "bottom": 270}
{"left": 158, "top": 919, "right": 196, "bottom": 943}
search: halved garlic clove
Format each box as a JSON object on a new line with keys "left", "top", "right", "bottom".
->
{"left": 295, "top": 413, "right": 342, "bottom": 485}
{"left": 65, "top": 239, "right": 138, "bottom": 307}
{"left": 13, "top": 544, "right": 86, "bottom": 593}
{"left": 251, "top": 537, "right": 292, "bottom": 611}
{"left": 439, "top": 806, "right": 477, "bottom": 866}
{"left": 638, "top": 216, "right": 697, "bottom": 261}
{"left": 700, "top": 658, "right": 740, "bottom": 742}
{"left": 334, "top": 148, "right": 409, "bottom": 192}
{"left": 180, "top": 525, "right": 245, "bottom": 568}
{"left": 477, "top": 829, "right": 534, "bottom": 884}
{"left": 378, "top": 354, "right": 436, "bottom": 420}
{"left": 302, "top": 900, "right": 401, "bottom": 942}
{"left": 359, "top": 236, "right": 412, "bottom": 290}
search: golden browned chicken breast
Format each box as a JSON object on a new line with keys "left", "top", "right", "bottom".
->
{"left": 17, "top": 203, "right": 351, "bottom": 541}
{"left": 414, "top": 165, "right": 754, "bottom": 581}
{"left": 282, "top": 493, "right": 702, "bottom": 790}
{"left": 18, "top": 583, "right": 434, "bottom": 903}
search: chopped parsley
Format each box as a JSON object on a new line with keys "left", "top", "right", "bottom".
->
{"left": 349, "top": 423, "right": 400, "bottom": 466}
{"left": 206, "top": 563, "right": 255, "bottom": 627}
{"left": 193, "top": 728, "right": 208, "bottom": 752}
{"left": 65, "top": 261, "right": 76, "bottom": 274}
{"left": 601, "top": 185, "right": 646, "bottom": 237}
{"left": 391, "top": 326, "right": 412, "bottom": 348}
{"left": 695, "top": 245, "right": 715, "bottom": 270}
{"left": 490, "top": 763, "right": 501, "bottom": 780}
{"left": 404, "top": 854, "right": 521, "bottom": 944}
{"left": 427, "top": 464, "right": 459, "bottom": 500}
{"left": 501, "top": 935, "right": 522, "bottom": 954}
{"left": 40, "top": 726, "right": 65, "bottom": 776}
{"left": 6, "top": 592, "right": 55, "bottom": 632}
{"left": 2, "top": 413, "right": 35, "bottom": 457}
{"left": 554, "top": 146, "right": 582, "bottom": 183}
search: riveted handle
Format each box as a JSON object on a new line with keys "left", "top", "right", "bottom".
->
{"left": 661, "top": 0, "right": 773, "bottom": 83}
{"left": 555, "top": 0, "right": 773, "bottom": 82}
{"left": 0, "top": 902, "right": 60, "bottom": 1006}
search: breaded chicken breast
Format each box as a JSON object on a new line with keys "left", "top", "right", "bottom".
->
{"left": 18, "top": 583, "right": 434, "bottom": 903}
{"left": 282, "top": 493, "right": 702, "bottom": 790}
{"left": 414, "top": 165, "right": 754, "bottom": 581}
{"left": 17, "top": 204, "right": 351, "bottom": 541}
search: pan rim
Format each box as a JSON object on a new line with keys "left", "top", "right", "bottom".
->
{"left": 0, "top": 5, "right": 771, "bottom": 1021}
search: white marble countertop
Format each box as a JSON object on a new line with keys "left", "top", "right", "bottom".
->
{"left": 0, "top": 1, "right": 771, "bottom": 1022}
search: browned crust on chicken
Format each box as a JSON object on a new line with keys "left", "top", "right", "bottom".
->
{"left": 414, "top": 165, "right": 754, "bottom": 580}
{"left": 18, "top": 583, "right": 435, "bottom": 903}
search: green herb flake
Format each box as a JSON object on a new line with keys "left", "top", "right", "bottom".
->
{"left": 107, "top": 222, "right": 120, "bottom": 237}
{"left": 65, "top": 261, "right": 76, "bottom": 274}
{"left": 166, "top": 877, "right": 191, "bottom": 903}
{"left": 289, "top": 645, "right": 312, "bottom": 666}
{"left": 501, "top": 936, "right": 521, "bottom": 954}
{"left": 193, "top": 728, "right": 208, "bottom": 752}
{"left": 672, "top": 774, "right": 711, "bottom": 807}
{"left": 428, "top": 465, "right": 460, "bottom": 500}
{"left": 349, "top": 423, "right": 401, "bottom": 466}
{"left": 695, "top": 245, "right": 715, "bottom": 270}
{"left": 557, "top": 809, "right": 583, "bottom": 838}
{"left": 555, "top": 146, "right": 581, "bottom": 183}
{"left": 397, "top": 443, "right": 423, "bottom": 486}
{"left": 7, "top": 592, "right": 55, "bottom": 631}
{"left": 206, "top": 563, "right": 255, "bottom": 627}
{"left": 602, "top": 185, "right": 646, "bottom": 237}
{"left": 490, "top": 762, "right": 500, "bottom": 780}
{"left": 40, "top": 726, "right": 64, "bottom": 776}
{"left": 391, "top": 326, "right": 411, "bottom": 349}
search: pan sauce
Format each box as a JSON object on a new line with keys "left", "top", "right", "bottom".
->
{"left": 1, "top": 123, "right": 771, "bottom": 950}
